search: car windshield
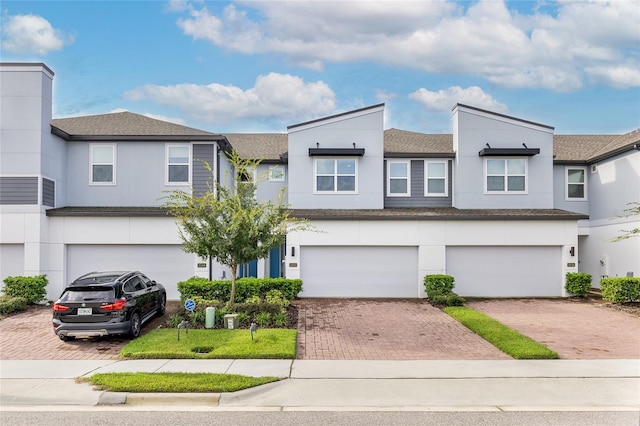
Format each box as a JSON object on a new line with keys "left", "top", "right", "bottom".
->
{"left": 73, "top": 275, "right": 121, "bottom": 285}
{"left": 59, "top": 287, "right": 114, "bottom": 302}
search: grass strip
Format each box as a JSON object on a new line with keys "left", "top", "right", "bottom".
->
{"left": 443, "top": 306, "right": 559, "bottom": 359}
{"left": 120, "top": 328, "right": 297, "bottom": 359}
{"left": 82, "top": 372, "right": 280, "bottom": 393}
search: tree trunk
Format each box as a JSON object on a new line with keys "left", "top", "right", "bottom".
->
{"left": 230, "top": 263, "right": 238, "bottom": 305}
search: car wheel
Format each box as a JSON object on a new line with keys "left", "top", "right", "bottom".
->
{"left": 58, "top": 334, "right": 74, "bottom": 342}
{"left": 129, "top": 312, "right": 141, "bottom": 338}
{"left": 157, "top": 294, "right": 166, "bottom": 316}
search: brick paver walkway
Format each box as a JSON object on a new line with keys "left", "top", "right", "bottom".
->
{"left": 468, "top": 299, "right": 640, "bottom": 359}
{"left": 296, "top": 299, "right": 511, "bottom": 360}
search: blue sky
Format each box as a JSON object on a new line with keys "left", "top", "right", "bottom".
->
{"left": 2, "top": 0, "right": 639, "bottom": 135}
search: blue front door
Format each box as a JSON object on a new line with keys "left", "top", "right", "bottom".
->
{"left": 269, "top": 246, "right": 281, "bottom": 278}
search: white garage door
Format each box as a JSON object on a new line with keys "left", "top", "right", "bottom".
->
{"left": 446, "top": 246, "right": 562, "bottom": 297}
{"left": 0, "top": 244, "right": 24, "bottom": 281}
{"left": 67, "top": 245, "right": 194, "bottom": 300}
{"left": 300, "top": 246, "right": 419, "bottom": 298}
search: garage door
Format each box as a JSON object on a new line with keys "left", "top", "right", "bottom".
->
{"left": 0, "top": 244, "right": 24, "bottom": 281}
{"left": 446, "top": 246, "right": 562, "bottom": 297}
{"left": 67, "top": 245, "right": 194, "bottom": 300}
{"left": 300, "top": 246, "right": 419, "bottom": 298}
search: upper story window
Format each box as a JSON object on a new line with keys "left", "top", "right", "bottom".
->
{"left": 387, "top": 160, "right": 410, "bottom": 196}
{"left": 268, "top": 165, "right": 285, "bottom": 182}
{"left": 90, "top": 144, "right": 116, "bottom": 185}
{"left": 485, "top": 158, "right": 527, "bottom": 193}
{"left": 166, "top": 144, "right": 191, "bottom": 185}
{"left": 566, "top": 167, "right": 587, "bottom": 200}
{"left": 425, "top": 160, "right": 448, "bottom": 196}
{"left": 315, "top": 158, "right": 357, "bottom": 193}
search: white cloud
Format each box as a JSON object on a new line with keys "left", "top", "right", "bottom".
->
{"left": 409, "top": 86, "right": 507, "bottom": 113}
{"left": 585, "top": 65, "right": 640, "bottom": 90}
{"left": 1, "top": 14, "right": 71, "bottom": 55}
{"left": 124, "top": 73, "right": 335, "bottom": 124}
{"left": 173, "top": 0, "right": 640, "bottom": 91}
{"left": 142, "top": 113, "right": 187, "bottom": 126}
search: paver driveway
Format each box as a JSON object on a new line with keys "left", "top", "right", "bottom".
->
{"left": 468, "top": 298, "right": 640, "bottom": 359}
{"left": 296, "top": 298, "right": 640, "bottom": 360}
{"left": 2, "top": 298, "right": 638, "bottom": 361}
{"left": 296, "top": 299, "right": 510, "bottom": 360}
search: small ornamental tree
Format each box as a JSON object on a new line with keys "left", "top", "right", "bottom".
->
{"left": 163, "top": 152, "right": 312, "bottom": 305}
{"left": 610, "top": 202, "right": 640, "bottom": 242}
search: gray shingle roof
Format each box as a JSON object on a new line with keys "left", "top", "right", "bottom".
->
{"left": 51, "top": 111, "right": 220, "bottom": 138}
{"left": 590, "top": 129, "right": 640, "bottom": 161}
{"left": 552, "top": 135, "right": 620, "bottom": 162}
{"left": 384, "top": 129, "right": 454, "bottom": 155}
{"left": 289, "top": 208, "right": 588, "bottom": 221}
{"left": 45, "top": 206, "right": 588, "bottom": 220}
{"left": 223, "top": 133, "right": 288, "bottom": 161}
{"left": 49, "top": 111, "right": 638, "bottom": 163}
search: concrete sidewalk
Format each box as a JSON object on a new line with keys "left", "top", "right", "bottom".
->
{"left": 1, "top": 359, "right": 639, "bottom": 411}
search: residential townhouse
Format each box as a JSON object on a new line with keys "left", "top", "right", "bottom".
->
{"left": 1, "top": 63, "right": 638, "bottom": 301}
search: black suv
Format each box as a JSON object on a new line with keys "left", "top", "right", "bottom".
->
{"left": 52, "top": 271, "right": 166, "bottom": 341}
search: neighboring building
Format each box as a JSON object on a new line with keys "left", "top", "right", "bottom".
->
{"left": 1, "top": 63, "right": 638, "bottom": 300}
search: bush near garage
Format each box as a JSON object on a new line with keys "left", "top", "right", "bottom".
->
{"left": 565, "top": 272, "right": 592, "bottom": 297}
{"left": 0, "top": 296, "right": 28, "bottom": 315}
{"left": 600, "top": 277, "right": 640, "bottom": 303}
{"left": 174, "top": 277, "right": 301, "bottom": 329}
{"left": 2, "top": 275, "right": 48, "bottom": 304}
{"left": 177, "top": 277, "right": 303, "bottom": 303}
{"left": 171, "top": 301, "right": 292, "bottom": 329}
{"left": 424, "top": 274, "right": 465, "bottom": 307}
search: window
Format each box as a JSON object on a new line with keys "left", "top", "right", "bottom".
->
{"left": 387, "top": 161, "right": 410, "bottom": 196}
{"left": 566, "top": 167, "right": 587, "bottom": 200}
{"left": 166, "top": 144, "right": 191, "bottom": 184}
{"left": 485, "top": 158, "right": 527, "bottom": 193}
{"left": 315, "top": 158, "right": 357, "bottom": 193}
{"left": 425, "top": 161, "right": 448, "bottom": 196}
{"left": 269, "top": 165, "right": 285, "bottom": 182}
{"left": 90, "top": 144, "right": 115, "bottom": 184}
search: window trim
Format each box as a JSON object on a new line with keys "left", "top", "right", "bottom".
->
{"left": 483, "top": 157, "right": 528, "bottom": 194}
{"left": 386, "top": 160, "right": 411, "bottom": 197}
{"left": 565, "top": 166, "right": 587, "bottom": 201}
{"left": 165, "top": 144, "right": 192, "bottom": 186}
{"left": 424, "top": 160, "right": 448, "bottom": 197}
{"left": 268, "top": 165, "right": 285, "bottom": 182}
{"left": 89, "top": 143, "right": 116, "bottom": 185}
{"left": 313, "top": 157, "right": 358, "bottom": 194}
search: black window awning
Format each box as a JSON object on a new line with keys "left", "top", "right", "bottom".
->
{"left": 308, "top": 148, "right": 365, "bottom": 156}
{"left": 478, "top": 147, "right": 540, "bottom": 156}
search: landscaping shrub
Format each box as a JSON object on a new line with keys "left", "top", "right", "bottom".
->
{"left": 565, "top": 272, "right": 592, "bottom": 297}
{"left": 177, "top": 277, "right": 303, "bottom": 303}
{"left": 255, "top": 312, "right": 271, "bottom": 327}
{"left": 424, "top": 274, "right": 465, "bottom": 307}
{"left": 2, "top": 275, "right": 48, "bottom": 304}
{"left": 445, "top": 292, "right": 466, "bottom": 307}
{"left": 0, "top": 296, "right": 28, "bottom": 314}
{"left": 600, "top": 277, "right": 640, "bottom": 303}
{"left": 174, "top": 301, "right": 289, "bottom": 328}
{"left": 424, "top": 274, "right": 455, "bottom": 296}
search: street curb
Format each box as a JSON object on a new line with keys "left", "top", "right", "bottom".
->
{"left": 99, "top": 392, "right": 221, "bottom": 406}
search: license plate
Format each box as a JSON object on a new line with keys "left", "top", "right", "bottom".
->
{"left": 77, "top": 307, "right": 92, "bottom": 315}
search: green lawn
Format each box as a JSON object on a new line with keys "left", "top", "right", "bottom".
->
{"left": 120, "top": 328, "right": 297, "bottom": 359}
{"left": 83, "top": 372, "right": 281, "bottom": 393}
{"left": 444, "top": 306, "right": 559, "bottom": 359}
